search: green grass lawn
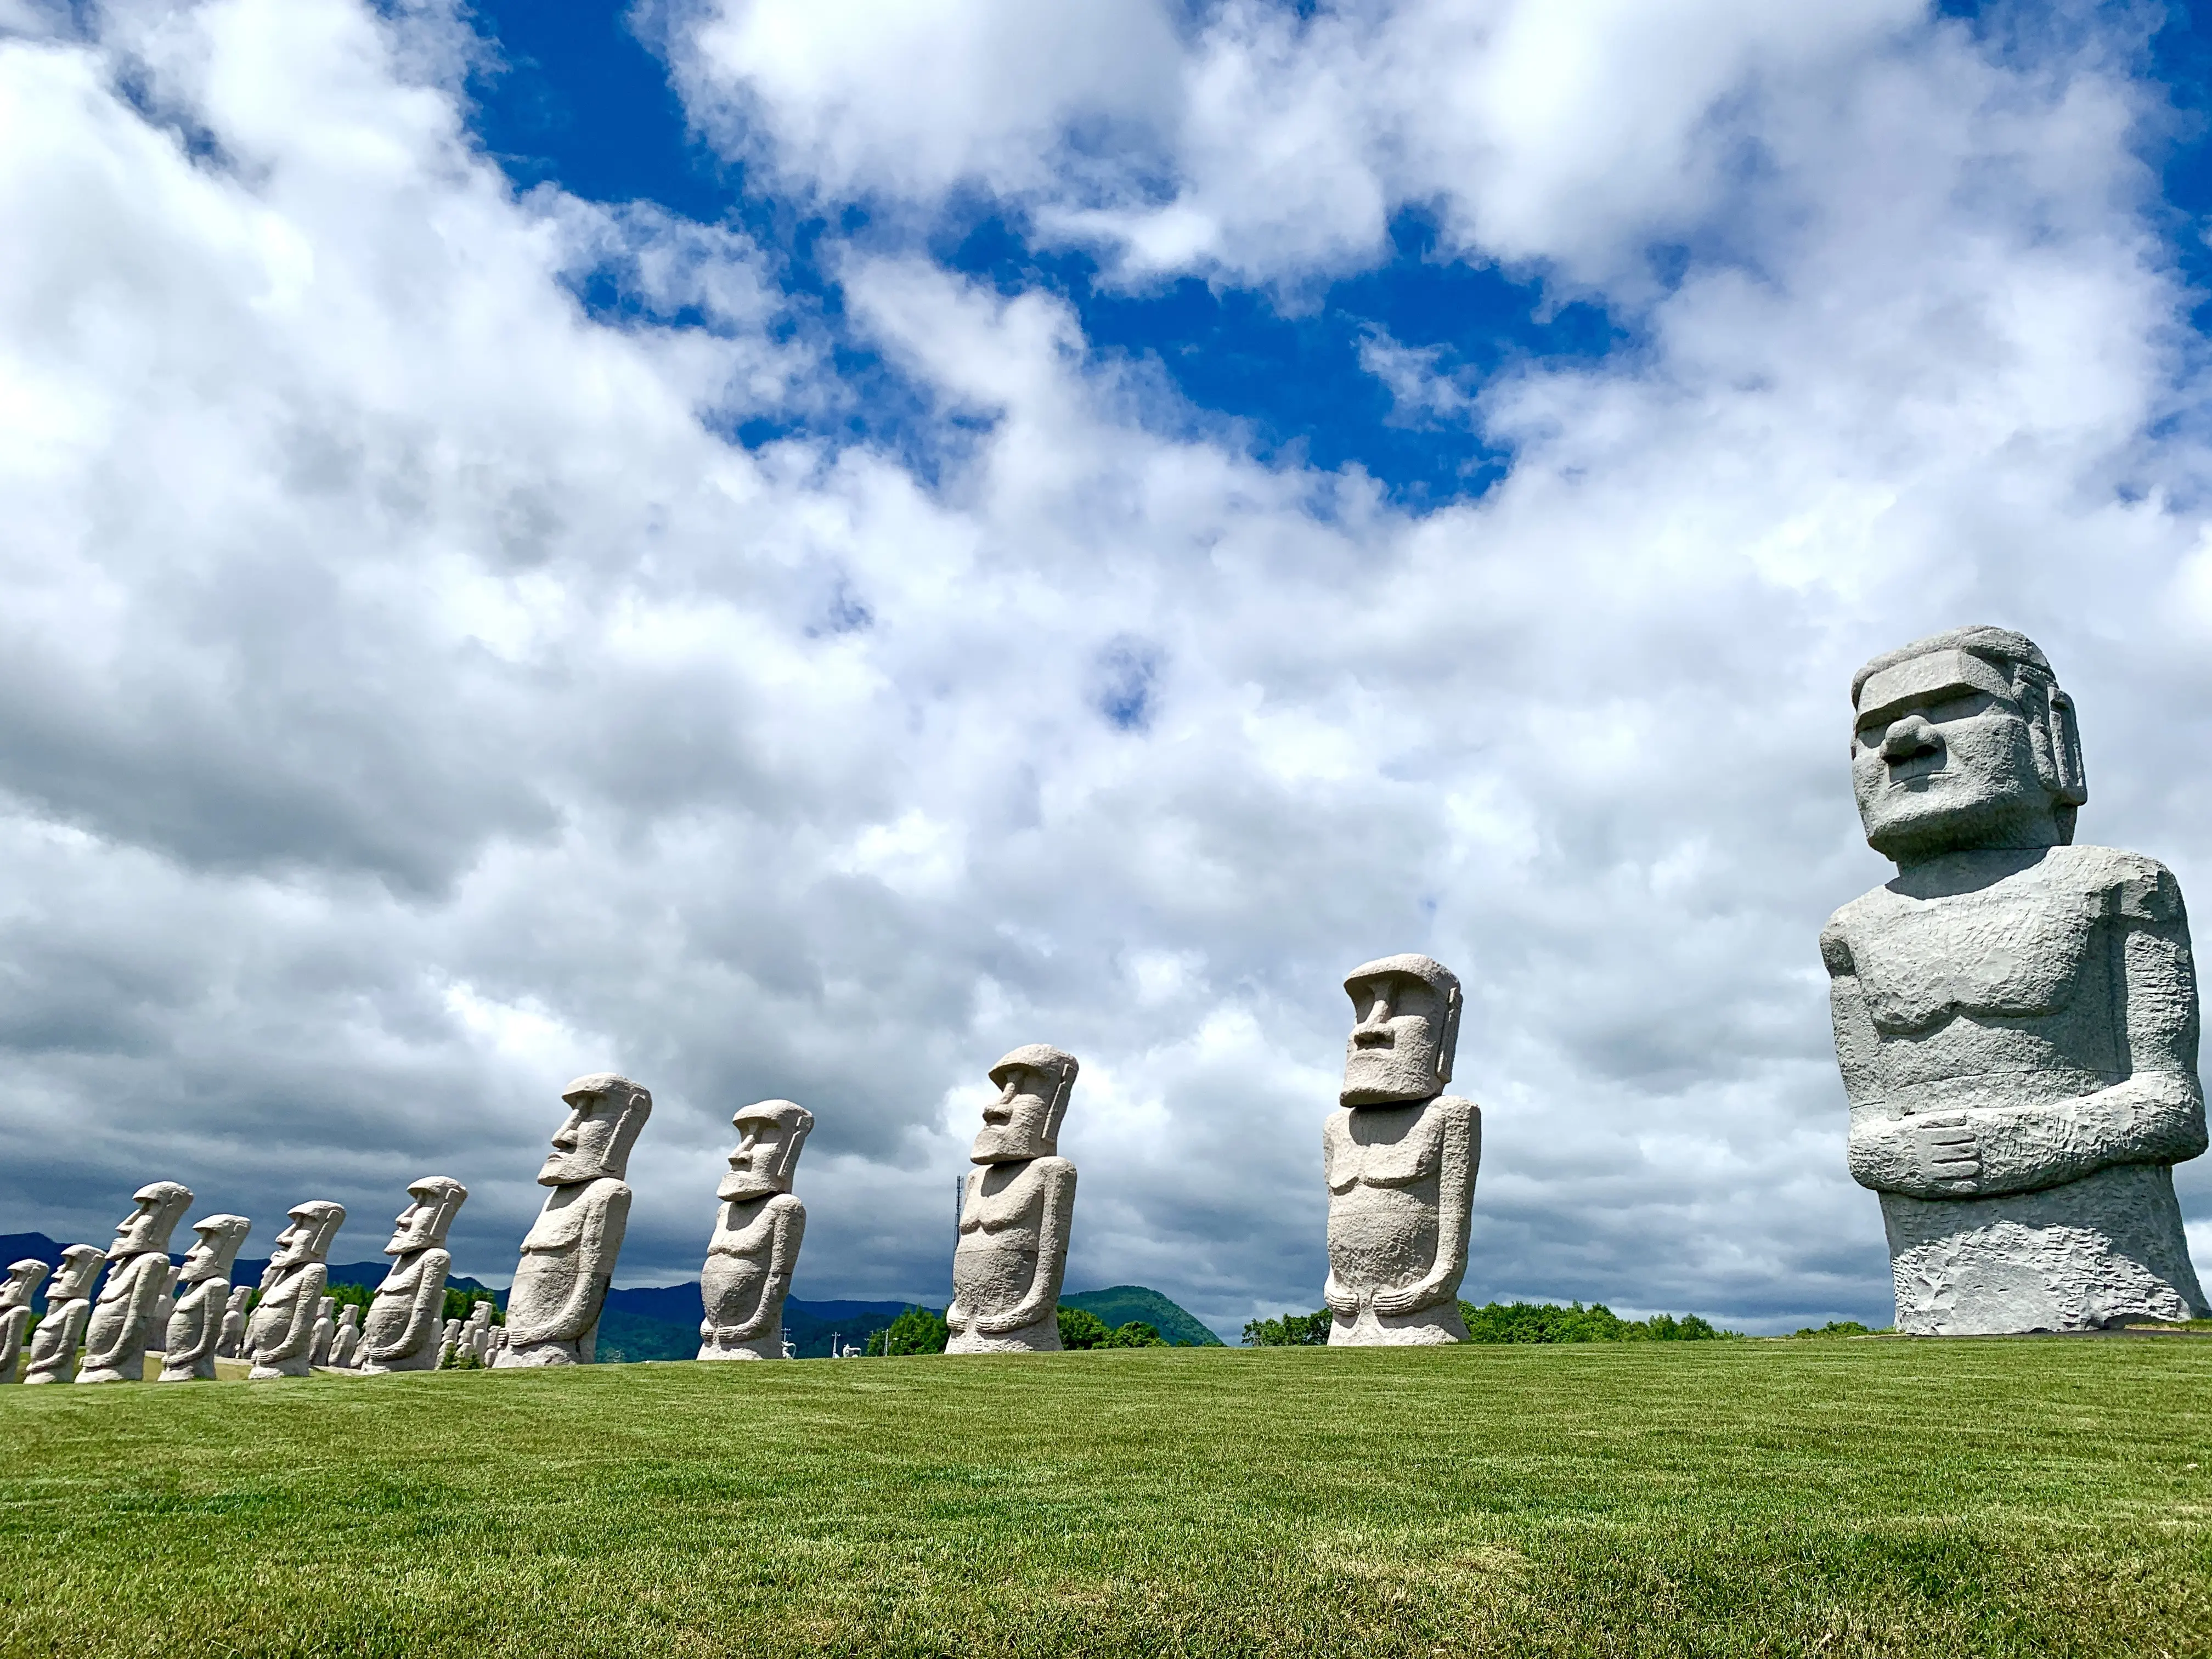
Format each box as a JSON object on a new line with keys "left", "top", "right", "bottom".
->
{"left": 2, "top": 1339, "right": 2208, "bottom": 1658}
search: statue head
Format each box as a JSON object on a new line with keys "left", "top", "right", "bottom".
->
{"left": 1341, "top": 953, "right": 1462, "bottom": 1106}
{"left": 109, "top": 1181, "right": 195, "bottom": 1259}
{"left": 225, "top": 1286, "right": 250, "bottom": 1315}
{"left": 337, "top": 1305, "right": 359, "bottom": 1331}
{"left": 1849, "top": 626, "right": 2087, "bottom": 865}
{"left": 386, "top": 1176, "right": 468, "bottom": 1254}
{"left": 539, "top": 1073, "right": 652, "bottom": 1185}
{"left": 177, "top": 1215, "right": 251, "bottom": 1284}
{"left": 973, "top": 1045, "right": 1078, "bottom": 1164}
{"left": 49, "top": 1244, "right": 105, "bottom": 1301}
{"left": 1, "top": 1259, "right": 48, "bottom": 1312}
{"left": 269, "top": 1201, "right": 346, "bottom": 1270}
{"left": 720, "top": 1100, "right": 815, "bottom": 1200}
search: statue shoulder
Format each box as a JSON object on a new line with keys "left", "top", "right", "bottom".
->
{"left": 1030, "top": 1156, "right": 1077, "bottom": 1188}
{"left": 766, "top": 1192, "right": 806, "bottom": 1220}
{"left": 1428, "top": 1095, "right": 1480, "bottom": 1127}
{"left": 2056, "top": 844, "right": 2186, "bottom": 924}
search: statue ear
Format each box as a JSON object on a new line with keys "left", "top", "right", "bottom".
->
{"left": 1437, "top": 985, "right": 1462, "bottom": 1088}
{"left": 2046, "top": 687, "right": 2087, "bottom": 808}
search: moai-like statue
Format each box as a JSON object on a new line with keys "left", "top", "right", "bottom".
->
{"left": 309, "top": 1296, "right": 337, "bottom": 1367}
{"left": 493, "top": 1074, "right": 650, "bottom": 1368}
{"left": 485, "top": 1325, "right": 507, "bottom": 1364}
{"left": 698, "top": 1100, "right": 814, "bottom": 1361}
{"left": 1323, "top": 955, "right": 1479, "bottom": 1345}
{"left": 359, "top": 1176, "right": 466, "bottom": 1375}
{"left": 437, "top": 1317, "right": 461, "bottom": 1368}
{"left": 143, "top": 1263, "right": 181, "bottom": 1354}
{"left": 947, "top": 1047, "right": 1079, "bottom": 1355}
{"left": 159, "top": 1214, "right": 251, "bottom": 1381}
{"left": 459, "top": 1299, "right": 493, "bottom": 1364}
{"left": 79, "top": 1181, "right": 195, "bottom": 1383}
{"left": 0, "top": 1260, "right": 52, "bottom": 1384}
{"left": 216, "top": 1286, "right": 251, "bottom": 1359}
{"left": 247, "top": 1201, "right": 346, "bottom": 1379}
{"left": 23, "top": 1245, "right": 105, "bottom": 1384}
{"left": 330, "top": 1306, "right": 361, "bottom": 1368}
{"left": 1823, "top": 627, "right": 2210, "bottom": 1333}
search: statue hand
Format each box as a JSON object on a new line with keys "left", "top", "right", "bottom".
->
{"left": 1322, "top": 1274, "right": 1361, "bottom": 1317}
{"left": 944, "top": 1299, "right": 970, "bottom": 1333}
{"left": 1909, "top": 1113, "right": 1982, "bottom": 1195}
{"left": 1371, "top": 1280, "right": 1435, "bottom": 1318}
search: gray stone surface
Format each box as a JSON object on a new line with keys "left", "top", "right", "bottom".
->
{"left": 78, "top": 1182, "right": 194, "bottom": 1384}
{"left": 698, "top": 1100, "right": 813, "bottom": 1361}
{"left": 330, "top": 1306, "right": 361, "bottom": 1368}
{"left": 493, "top": 1074, "right": 648, "bottom": 1368}
{"left": 308, "top": 1296, "right": 337, "bottom": 1367}
{"left": 460, "top": 1299, "right": 493, "bottom": 1364}
{"left": 1824, "top": 627, "right": 2211, "bottom": 1334}
{"left": 0, "top": 1259, "right": 50, "bottom": 1384}
{"left": 947, "top": 1046, "right": 1079, "bottom": 1355}
{"left": 1324, "top": 955, "right": 1479, "bottom": 1346}
{"left": 247, "top": 1201, "right": 346, "bottom": 1379}
{"left": 159, "top": 1214, "right": 251, "bottom": 1381}
{"left": 360, "top": 1176, "right": 466, "bottom": 1375}
{"left": 437, "top": 1317, "right": 461, "bottom": 1369}
{"left": 144, "top": 1264, "right": 180, "bottom": 1353}
{"left": 22, "top": 1245, "right": 104, "bottom": 1384}
{"left": 216, "top": 1286, "right": 250, "bottom": 1359}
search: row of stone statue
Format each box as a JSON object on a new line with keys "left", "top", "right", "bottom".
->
{"left": 5, "top": 626, "right": 2208, "bottom": 1364}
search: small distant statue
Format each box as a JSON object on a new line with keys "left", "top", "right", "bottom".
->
{"left": 247, "top": 1201, "right": 346, "bottom": 1379}
{"left": 216, "top": 1286, "right": 251, "bottom": 1359}
{"left": 437, "top": 1317, "right": 462, "bottom": 1369}
{"left": 160, "top": 1214, "right": 252, "bottom": 1382}
{"left": 360, "top": 1176, "right": 466, "bottom": 1375}
{"left": 80, "top": 1182, "right": 195, "bottom": 1383}
{"left": 23, "top": 1245, "right": 105, "bottom": 1384}
{"left": 329, "top": 1306, "right": 361, "bottom": 1368}
{"left": 0, "top": 1259, "right": 52, "bottom": 1384}
{"left": 1823, "top": 627, "right": 2209, "bottom": 1333}
{"left": 947, "top": 1046, "right": 1079, "bottom": 1354}
{"left": 494, "top": 1074, "right": 650, "bottom": 1368}
{"left": 459, "top": 1299, "right": 494, "bottom": 1365}
{"left": 309, "top": 1297, "right": 337, "bottom": 1368}
{"left": 698, "top": 1099, "right": 813, "bottom": 1361}
{"left": 485, "top": 1325, "right": 507, "bottom": 1364}
{"left": 143, "top": 1263, "right": 182, "bottom": 1355}
{"left": 1324, "top": 955, "right": 1479, "bottom": 1346}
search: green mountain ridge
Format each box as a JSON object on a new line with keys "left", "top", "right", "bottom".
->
{"left": 1059, "top": 1286, "right": 1223, "bottom": 1347}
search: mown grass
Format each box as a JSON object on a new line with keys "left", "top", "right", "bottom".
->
{"left": 2, "top": 1338, "right": 2208, "bottom": 1657}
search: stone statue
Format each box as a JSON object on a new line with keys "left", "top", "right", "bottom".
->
{"left": 216, "top": 1286, "right": 251, "bottom": 1359}
{"left": 1822, "top": 627, "right": 2210, "bottom": 1333}
{"left": 485, "top": 1325, "right": 507, "bottom": 1364}
{"left": 308, "top": 1296, "right": 337, "bottom": 1367}
{"left": 143, "top": 1263, "right": 182, "bottom": 1353}
{"left": 0, "top": 1259, "right": 51, "bottom": 1384}
{"left": 494, "top": 1074, "right": 650, "bottom": 1368}
{"left": 23, "top": 1245, "right": 105, "bottom": 1384}
{"left": 159, "top": 1214, "right": 251, "bottom": 1381}
{"left": 247, "top": 1201, "right": 346, "bottom": 1379}
{"left": 459, "top": 1299, "right": 493, "bottom": 1364}
{"left": 79, "top": 1181, "right": 195, "bottom": 1383}
{"left": 330, "top": 1306, "right": 360, "bottom": 1368}
{"left": 947, "top": 1046, "right": 1079, "bottom": 1354}
{"left": 1323, "top": 955, "right": 1479, "bottom": 1345}
{"left": 360, "top": 1176, "right": 466, "bottom": 1374}
{"left": 437, "top": 1317, "right": 461, "bottom": 1368}
{"left": 698, "top": 1099, "right": 813, "bottom": 1360}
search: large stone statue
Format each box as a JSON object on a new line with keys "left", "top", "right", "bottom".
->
{"left": 79, "top": 1181, "right": 195, "bottom": 1383}
{"left": 247, "top": 1201, "right": 346, "bottom": 1379}
{"left": 698, "top": 1100, "right": 813, "bottom": 1360}
{"left": 947, "top": 1046, "right": 1079, "bottom": 1355}
{"left": 1323, "top": 955, "right": 1479, "bottom": 1345}
{"left": 23, "top": 1245, "right": 105, "bottom": 1384}
{"left": 216, "top": 1286, "right": 250, "bottom": 1358}
{"left": 493, "top": 1074, "right": 650, "bottom": 1368}
{"left": 1822, "top": 627, "right": 2210, "bottom": 1334}
{"left": 159, "top": 1214, "right": 251, "bottom": 1381}
{"left": 0, "top": 1260, "right": 51, "bottom": 1384}
{"left": 359, "top": 1176, "right": 466, "bottom": 1374}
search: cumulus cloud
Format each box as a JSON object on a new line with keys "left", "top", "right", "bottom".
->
{"left": 0, "top": 0, "right": 2207, "bottom": 1336}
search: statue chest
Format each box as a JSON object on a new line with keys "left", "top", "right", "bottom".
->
{"left": 1849, "top": 883, "right": 2102, "bottom": 1035}
{"left": 1325, "top": 1104, "right": 1445, "bottom": 1193}
{"left": 95, "top": 1252, "right": 159, "bottom": 1306}
{"left": 521, "top": 1188, "right": 603, "bottom": 1254}
{"left": 962, "top": 1166, "right": 1046, "bottom": 1238}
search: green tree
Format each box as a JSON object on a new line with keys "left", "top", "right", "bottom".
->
{"left": 1242, "top": 1310, "right": 1330, "bottom": 1346}
{"left": 868, "top": 1306, "right": 949, "bottom": 1355}
{"left": 1457, "top": 1300, "right": 1737, "bottom": 1342}
{"left": 1793, "top": 1319, "right": 1875, "bottom": 1338}
{"left": 1057, "top": 1306, "right": 1111, "bottom": 1349}
{"left": 1099, "top": 1321, "right": 1168, "bottom": 1348}
{"left": 443, "top": 1288, "right": 502, "bottom": 1325}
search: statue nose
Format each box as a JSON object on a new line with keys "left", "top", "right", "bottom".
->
{"left": 1881, "top": 715, "right": 1940, "bottom": 761}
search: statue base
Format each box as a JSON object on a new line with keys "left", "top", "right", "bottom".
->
{"left": 698, "top": 1329, "right": 783, "bottom": 1360}
{"left": 1328, "top": 1301, "right": 1469, "bottom": 1346}
{"left": 946, "top": 1311, "right": 1062, "bottom": 1353}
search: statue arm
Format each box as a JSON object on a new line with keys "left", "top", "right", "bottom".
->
{"left": 974, "top": 1162, "right": 1076, "bottom": 1335}
{"left": 1373, "top": 1101, "right": 1479, "bottom": 1316}
{"left": 260, "top": 1268, "right": 327, "bottom": 1362}
{"left": 167, "top": 1283, "right": 222, "bottom": 1368}
{"left": 727, "top": 1200, "right": 805, "bottom": 1340}
{"left": 83, "top": 1258, "right": 162, "bottom": 1367}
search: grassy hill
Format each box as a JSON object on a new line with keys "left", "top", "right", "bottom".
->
{"left": 3, "top": 1338, "right": 2208, "bottom": 1656}
{"left": 1060, "top": 1284, "right": 1223, "bottom": 1345}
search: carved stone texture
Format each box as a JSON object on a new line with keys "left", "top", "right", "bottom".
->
{"left": 359, "top": 1176, "right": 466, "bottom": 1374}
{"left": 493, "top": 1074, "right": 649, "bottom": 1368}
{"left": 699, "top": 1100, "right": 813, "bottom": 1361}
{"left": 23, "top": 1245, "right": 105, "bottom": 1384}
{"left": 329, "top": 1306, "right": 360, "bottom": 1368}
{"left": 308, "top": 1297, "right": 337, "bottom": 1368}
{"left": 948, "top": 1046, "right": 1079, "bottom": 1355}
{"left": 216, "top": 1287, "right": 251, "bottom": 1359}
{"left": 460, "top": 1300, "right": 493, "bottom": 1364}
{"left": 78, "top": 1182, "right": 194, "bottom": 1384}
{"left": 143, "top": 1265, "right": 182, "bottom": 1353}
{"left": 159, "top": 1214, "right": 251, "bottom": 1382}
{"left": 0, "top": 1259, "right": 51, "bottom": 1384}
{"left": 437, "top": 1318, "right": 461, "bottom": 1369}
{"left": 1324, "top": 955, "right": 1480, "bottom": 1346}
{"left": 247, "top": 1201, "right": 346, "bottom": 1379}
{"left": 1824, "top": 627, "right": 2210, "bottom": 1334}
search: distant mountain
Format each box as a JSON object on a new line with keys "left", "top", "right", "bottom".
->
{"left": 1062, "top": 1286, "right": 1224, "bottom": 1347}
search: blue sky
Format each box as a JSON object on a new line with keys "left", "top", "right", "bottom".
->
{"left": 4, "top": 0, "right": 2212, "bottom": 1336}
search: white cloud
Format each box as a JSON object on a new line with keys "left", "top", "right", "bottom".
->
{"left": 0, "top": 0, "right": 2207, "bottom": 1337}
